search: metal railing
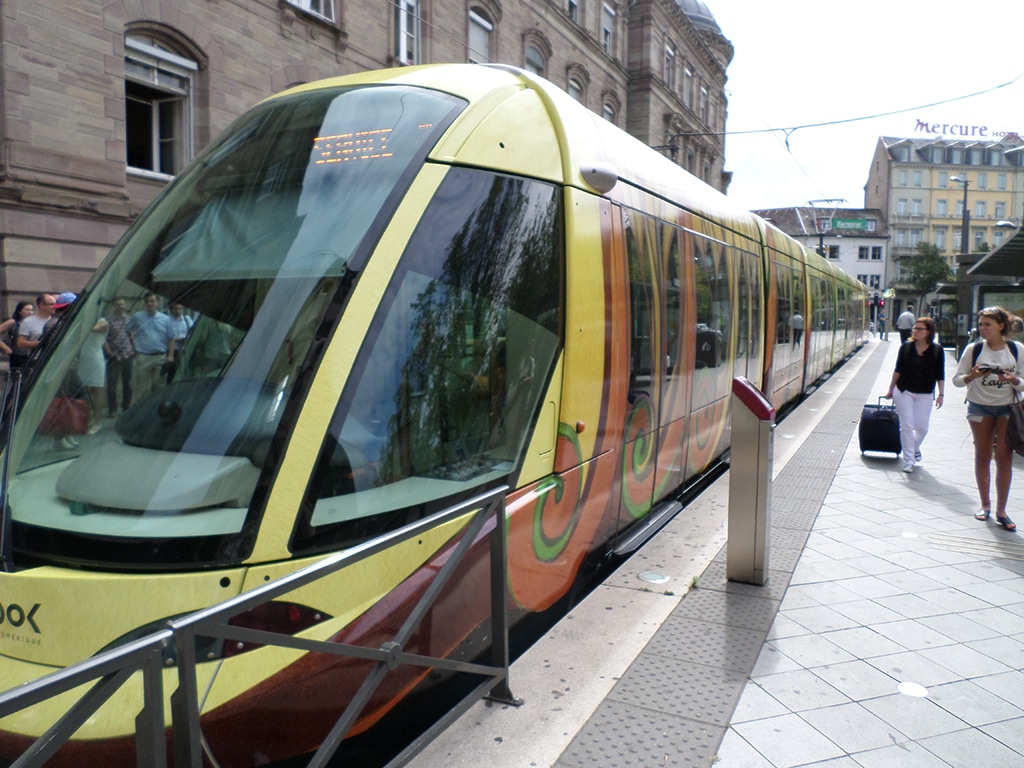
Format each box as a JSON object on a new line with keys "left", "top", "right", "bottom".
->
{"left": 0, "top": 485, "right": 516, "bottom": 768}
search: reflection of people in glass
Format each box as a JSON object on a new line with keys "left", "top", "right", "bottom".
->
{"left": 78, "top": 315, "right": 109, "bottom": 433}
{"left": 104, "top": 298, "right": 133, "bottom": 415}
{"left": 127, "top": 293, "right": 174, "bottom": 400}
{"left": 166, "top": 302, "right": 193, "bottom": 382}
{"left": 788, "top": 312, "right": 803, "bottom": 345}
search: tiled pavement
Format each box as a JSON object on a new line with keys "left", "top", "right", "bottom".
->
{"left": 410, "top": 337, "right": 1024, "bottom": 768}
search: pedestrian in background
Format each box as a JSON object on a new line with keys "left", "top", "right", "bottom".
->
{"left": 952, "top": 306, "right": 1024, "bottom": 531}
{"left": 878, "top": 312, "right": 887, "bottom": 341}
{"left": 885, "top": 316, "right": 944, "bottom": 473}
{"left": 896, "top": 304, "right": 916, "bottom": 342}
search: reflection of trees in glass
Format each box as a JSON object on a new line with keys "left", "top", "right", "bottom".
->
{"left": 373, "top": 170, "right": 560, "bottom": 484}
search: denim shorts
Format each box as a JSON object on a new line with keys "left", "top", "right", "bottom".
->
{"left": 967, "top": 401, "right": 1011, "bottom": 422}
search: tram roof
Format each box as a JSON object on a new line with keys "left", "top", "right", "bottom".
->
{"left": 272, "top": 64, "right": 754, "bottom": 234}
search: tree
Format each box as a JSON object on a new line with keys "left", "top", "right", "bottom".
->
{"left": 906, "top": 242, "right": 953, "bottom": 311}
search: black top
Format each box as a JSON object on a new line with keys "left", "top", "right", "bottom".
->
{"left": 894, "top": 340, "right": 945, "bottom": 394}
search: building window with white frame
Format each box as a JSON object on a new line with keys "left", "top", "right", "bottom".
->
{"left": 568, "top": 0, "right": 578, "bottom": 23}
{"left": 857, "top": 273, "right": 869, "bottom": 285}
{"left": 468, "top": 9, "right": 493, "bottom": 63}
{"left": 973, "top": 228, "right": 984, "bottom": 250}
{"left": 935, "top": 229, "right": 946, "bottom": 250}
{"left": 871, "top": 246, "right": 882, "bottom": 259}
{"left": 936, "top": 199, "right": 947, "bottom": 216}
{"left": 682, "top": 67, "right": 693, "bottom": 108}
{"left": 938, "top": 172, "right": 948, "bottom": 188}
{"left": 664, "top": 44, "right": 675, "bottom": 89}
{"left": 996, "top": 201, "right": 1006, "bottom": 219}
{"left": 911, "top": 198, "right": 923, "bottom": 215}
{"left": 998, "top": 173, "right": 1008, "bottom": 190}
{"left": 601, "top": 4, "right": 615, "bottom": 55}
{"left": 869, "top": 274, "right": 881, "bottom": 289}
{"left": 602, "top": 102, "right": 615, "bottom": 124}
{"left": 394, "top": 0, "right": 420, "bottom": 65}
{"left": 912, "top": 170, "right": 922, "bottom": 187}
{"left": 287, "top": 0, "right": 335, "bottom": 22}
{"left": 858, "top": 246, "right": 869, "bottom": 260}
{"left": 125, "top": 34, "right": 196, "bottom": 177}
{"left": 978, "top": 172, "right": 988, "bottom": 190}
{"left": 975, "top": 200, "right": 987, "bottom": 218}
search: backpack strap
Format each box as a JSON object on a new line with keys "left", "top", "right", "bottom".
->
{"left": 971, "top": 339, "right": 1021, "bottom": 365}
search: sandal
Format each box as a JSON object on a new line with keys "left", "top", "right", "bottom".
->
{"left": 996, "top": 515, "right": 1017, "bottom": 532}
{"left": 975, "top": 509, "right": 992, "bottom": 521}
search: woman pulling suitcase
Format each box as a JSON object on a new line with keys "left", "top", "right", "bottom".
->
{"left": 885, "top": 315, "right": 945, "bottom": 473}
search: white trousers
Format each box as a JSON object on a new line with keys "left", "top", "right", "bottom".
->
{"left": 892, "top": 388, "right": 934, "bottom": 466}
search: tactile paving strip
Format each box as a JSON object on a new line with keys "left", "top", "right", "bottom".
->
{"left": 555, "top": 342, "right": 889, "bottom": 767}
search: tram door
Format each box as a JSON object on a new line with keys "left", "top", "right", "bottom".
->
{"left": 616, "top": 211, "right": 687, "bottom": 529}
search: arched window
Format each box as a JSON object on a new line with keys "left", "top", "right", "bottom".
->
{"left": 565, "top": 64, "right": 589, "bottom": 104}
{"left": 468, "top": 8, "right": 493, "bottom": 63}
{"left": 601, "top": 90, "right": 620, "bottom": 126}
{"left": 125, "top": 33, "right": 197, "bottom": 177}
{"left": 525, "top": 45, "right": 545, "bottom": 75}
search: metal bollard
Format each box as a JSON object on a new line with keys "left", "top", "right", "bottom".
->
{"left": 727, "top": 376, "right": 775, "bottom": 585}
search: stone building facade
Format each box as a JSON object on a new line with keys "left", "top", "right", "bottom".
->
{"left": 0, "top": 0, "right": 732, "bottom": 314}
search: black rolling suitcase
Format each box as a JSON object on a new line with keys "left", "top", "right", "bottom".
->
{"left": 859, "top": 397, "right": 901, "bottom": 455}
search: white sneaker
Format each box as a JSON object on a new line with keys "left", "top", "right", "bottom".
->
{"left": 87, "top": 423, "right": 101, "bottom": 435}
{"left": 903, "top": 463, "right": 914, "bottom": 473}
{"left": 914, "top": 450, "right": 922, "bottom": 462}
{"left": 59, "top": 436, "right": 79, "bottom": 450}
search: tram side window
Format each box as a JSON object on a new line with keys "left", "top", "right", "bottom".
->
{"left": 792, "top": 273, "right": 804, "bottom": 340}
{"left": 775, "top": 263, "right": 792, "bottom": 347}
{"left": 626, "top": 213, "right": 657, "bottom": 392}
{"left": 691, "top": 234, "right": 731, "bottom": 409}
{"left": 294, "top": 168, "right": 562, "bottom": 553}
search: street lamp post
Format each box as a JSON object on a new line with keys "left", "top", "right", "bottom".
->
{"left": 951, "top": 175, "right": 971, "bottom": 356}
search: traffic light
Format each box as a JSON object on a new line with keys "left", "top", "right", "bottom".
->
{"left": 879, "top": 298, "right": 885, "bottom": 308}
{"left": 874, "top": 292, "right": 880, "bottom": 306}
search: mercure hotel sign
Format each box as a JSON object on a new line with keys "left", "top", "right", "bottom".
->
{"left": 914, "top": 119, "right": 1020, "bottom": 140}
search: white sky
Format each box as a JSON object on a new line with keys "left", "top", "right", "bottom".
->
{"left": 710, "top": 0, "right": 1024, "bottom": 212}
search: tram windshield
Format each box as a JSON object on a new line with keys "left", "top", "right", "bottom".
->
{"left": 2, "top": 84, "right": 468, "bottom": 568}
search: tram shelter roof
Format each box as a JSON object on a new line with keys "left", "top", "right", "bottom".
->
{"left": 968, "top": 227, "right": 1024, "bottom": 277}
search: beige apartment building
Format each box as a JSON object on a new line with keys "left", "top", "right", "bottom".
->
{"left": 0, "top": 0, "right": 732, "bottom": 314}
{"left": 864, "top": 135, "right": 1024, "bottom": 275}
